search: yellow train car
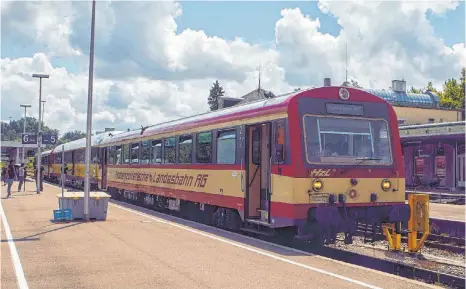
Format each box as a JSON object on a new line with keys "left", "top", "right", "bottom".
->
{"left": 91, "top": 86, "right": 408, "bottom": 244}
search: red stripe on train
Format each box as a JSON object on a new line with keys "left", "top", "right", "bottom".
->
{"left": 107, "top": 164, "right": 402, "bottom": 178}
{"left": 107, "top": 181, "right": 405, "bottom": 219}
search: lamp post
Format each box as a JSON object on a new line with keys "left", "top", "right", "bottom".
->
{"left": 41, "top": 100, "right": 46, "bottom": 124}
{"left": 84, "top": 0, "right": 96, "bottom": 221}
{"left": 32, "top": 73, "right": 49, "bottom": 193}
{"left": 20, "top": 104, "right": 32, "bottom": 162}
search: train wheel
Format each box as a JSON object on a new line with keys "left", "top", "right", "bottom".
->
{"left": 344, "top": 233, "right": 353, "bottom": 244}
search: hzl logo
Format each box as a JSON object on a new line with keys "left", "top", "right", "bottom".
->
{"left": 310, "top": 169, "right": 331, "bottom": 178}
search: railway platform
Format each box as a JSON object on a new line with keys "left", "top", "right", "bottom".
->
{"left": 429, "top": 203, "right": 465, "bottom": 222}
{"left": 1, "top": 182, "right": 442, "bottom": 289}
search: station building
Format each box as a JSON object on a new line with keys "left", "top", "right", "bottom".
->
{"left": 366, "top": 80, "right": 465, "bottom": 191}
{"left": 1, "top": 141, "right": 40, "bottom": 164}
{"left": 219, "top": 79, "right": 465, "bottom": 191}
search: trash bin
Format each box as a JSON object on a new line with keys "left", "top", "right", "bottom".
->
{"left": 57, "top": 191, "right": 111, "bottom": 220}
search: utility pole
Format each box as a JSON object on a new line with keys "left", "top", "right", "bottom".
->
{"left": 20, "top": 104, "right": 32, "bottom": 162}
{"left": 41, "top": 100, "right": 46, "bottom": 124}
{"left": 32, "top": 73, "right": 49, "bottom": 194}
{"left": 84, "top": 0, "right": 96, "bottom": 222}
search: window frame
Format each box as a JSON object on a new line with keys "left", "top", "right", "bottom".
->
{"left": 140, "top": 140, "right": 151, "bottom": 164}
{"left": 302, "top": 114, "right": 393, "bottom": 166}
{"left": 178, "top": 134, "right": 193, "bottom": 164}
{"left": 274, "top": 120, "right": 286, "bottom": 164}
{"left": 122, "top": 144, "right": 130, "bottom": 164}
{"left": 163, "top": 137, "right": 176, "bottom": 164}
{"left": 115, "top": 145, "right": 122, "bottom": 165}
{"left": 216, "top": 129, "right": 237, "bottom": 164}
{"left": 196, "top": 131, "right": 213, "bottom": 164}
{"left": 130, "top": 142, "right": 140, "bottom": 164}
{"left": 151, "top": 139, "right": 162, "bottom": 164}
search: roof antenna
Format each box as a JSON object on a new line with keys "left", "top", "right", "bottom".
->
{"left": 345, "top": 40, "right": 348, "bottom": 83}
{"left": 140, "top": 125, "right": 149, "bottom": 135}
{"left": 257, "top": 64, "right": 261, "bottom": 92}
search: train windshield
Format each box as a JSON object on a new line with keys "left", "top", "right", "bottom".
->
{"left": 303, "top": 115, "right": 392, "bottom": 165}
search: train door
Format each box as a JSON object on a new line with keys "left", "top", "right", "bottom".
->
{"left": 101, "top": 147, "right": 108, "bottom": 190}
{"left": 71, "top": 151, "right": 76, "bottom": 176}
{"left": 245, "top": 122, "right": 271, "bottom": 224}
{"left": 458, "top": 153, "right": 465, "bottom": 187}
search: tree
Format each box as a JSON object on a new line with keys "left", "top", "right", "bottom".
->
{"left": 408, "top": 69, "right": 465, "bottom": 110}
{"left": 58, "top": 130, "right": 86, "bottom": 145}
{"left": 409, "top": 86, "right": 422, "bottom": 93}
{"left": 350, "top": 79, "right": 362, "bottom": 88}
{"left": 440, "top": 78, "right": 463, "bottom": 109}
{"left": 1, "top": 117, "right": 59, "bottom": 149}
{"left": 208, "top": 80, "right": 225, "bottom": 111}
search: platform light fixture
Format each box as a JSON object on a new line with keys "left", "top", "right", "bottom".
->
{"left": 32, "top": 73, "right": 49, "bottom": 194}
{"left": 84, "top": 0, "right": 97, "bottom": 222}
{"left": 20, "top": 104, "right": 32, "bottom": 162}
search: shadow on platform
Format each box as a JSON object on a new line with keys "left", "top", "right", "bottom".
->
{"left": 1, "top": 222, "right": 81, "bottom": 243}
{"left": 108, "top": 200, "right": 318, "bottom": 258}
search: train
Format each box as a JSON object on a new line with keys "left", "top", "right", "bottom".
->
{"left": 41, "top": 85, "right": 409, "bottom": 245}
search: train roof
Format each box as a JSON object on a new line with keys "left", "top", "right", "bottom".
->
{"left": 42, "top": 150, "right": 53, "bottom": 155}
{"left": 46, "top": 86, "right": 401, "bottom": 150}
{"left": 100, "top": 90, "right": 299, "bottom": 145}
{"left": 43, "top": 131, "right": 124, "bottom": 155}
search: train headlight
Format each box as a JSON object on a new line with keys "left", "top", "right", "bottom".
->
{"left": 381, "top": 179, "right": 392, "bottom": 191}
{"left": 312, "top": 179, "right": 323, "bottom": 192}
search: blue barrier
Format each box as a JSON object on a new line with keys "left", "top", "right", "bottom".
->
{"left": 53, "top": 209, "right": 73, "bottom": 221}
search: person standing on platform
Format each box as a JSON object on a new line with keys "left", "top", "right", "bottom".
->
{"left": 1, "top": 166, "right": 6, "bottom": 185}
{"left": 34, "top": 164, "right": 44, "bottom": 193}
{"left": 17, "top": 163, "right": 25, "bottom": 192}
{"left": 5, "top": 160, "right": 17, "bottom": 198}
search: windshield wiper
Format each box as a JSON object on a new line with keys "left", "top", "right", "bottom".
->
{"left": 340, "top": 157, "right": 382, "bottom": 175}
{"left": 355, "top": 157, "right": 382, "bottom": 166}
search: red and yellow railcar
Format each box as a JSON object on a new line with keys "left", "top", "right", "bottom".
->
{"left": 93, "top": 86, "right": 408, "bottom": 244}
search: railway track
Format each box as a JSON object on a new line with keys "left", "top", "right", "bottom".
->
{"left": 356, "top": 224, "right": 466, "bottom": 255}
{"left": 46, "top": 180, "right": 465, "bottom": 289}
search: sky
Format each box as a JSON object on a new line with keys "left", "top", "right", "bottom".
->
{"left": 1, "top": 0, "right": 465, "bottom": 135}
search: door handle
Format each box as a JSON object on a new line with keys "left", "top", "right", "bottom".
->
{"left": 269, "top": 156, "right": 273, "bottom": 195}
{"left": 240, "top": 158, "right": 244, "bottom": 193}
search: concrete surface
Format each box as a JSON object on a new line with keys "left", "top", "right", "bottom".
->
{"left": 1, "top": 182, "right": 441, "bottom": 289}
{"left": 429, "top": 203, "right": 465, "bottom": 222}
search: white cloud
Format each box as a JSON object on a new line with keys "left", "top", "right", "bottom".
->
{"left": 1, "top": 0, "right": 464, "bottom": 136}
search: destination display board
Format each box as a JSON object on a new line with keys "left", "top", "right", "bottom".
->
{"left": 326, "top": 103, "right": 364, "bottom": 116}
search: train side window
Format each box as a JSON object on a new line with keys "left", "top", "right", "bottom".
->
{"left": 251, "top": 127, "right": 261, "bottom": 165}
{"left": 141, "top": 141, "right": 151, "bottom": 164}
{"left": 75, "top": 150, "right": 85, "bottom": 163}
{"left": 179, "top": 135, "right": 193, "bottom": 164}
{"left": 196, "top": 131, "right": 212, "bottom": 163}
{"left": 217, "top": 130, "right": 236, "bottom": 164}
{"left": 64, "top": 151, "right": 73, "bottom": 164}
{"left": 275, "top": 121, "right": 285, "bottom": 163}
{"left": 164, "top": 137, "right": 176, "bottom": 164}
{"left": 91, "top": 148, "right": 99, "bottom": 163}
{"left": 151, "top": 140, "right": 162, "bottom": 164}
{"left": 131, "top": 143, "right": 139, "bottom": 164}
{"left": 115, "top": 146, "right": 122, "bottom": 164}
{"left": 122, "top": 144, "right": 130, "bottom": 164}
{"left": 110, "top": 147, "right": 117, "bottom": 165}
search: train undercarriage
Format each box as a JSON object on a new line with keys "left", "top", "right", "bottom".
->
{"left": 44, "top": 174, "right": 410, "bottom": 246}
{"left": 104, "top": 187, "right": 410, "bottom": 246}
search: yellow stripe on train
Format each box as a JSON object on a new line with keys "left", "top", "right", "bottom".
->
{"left": 51, "top": 163, "right": 100, "bottom": 179}
{"left": 106, "top": 167, "right": 405, "bottom": 205}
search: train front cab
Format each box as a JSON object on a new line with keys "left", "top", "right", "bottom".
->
{"left": 289, "top": 86, "right": 410, "bottom": 244}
